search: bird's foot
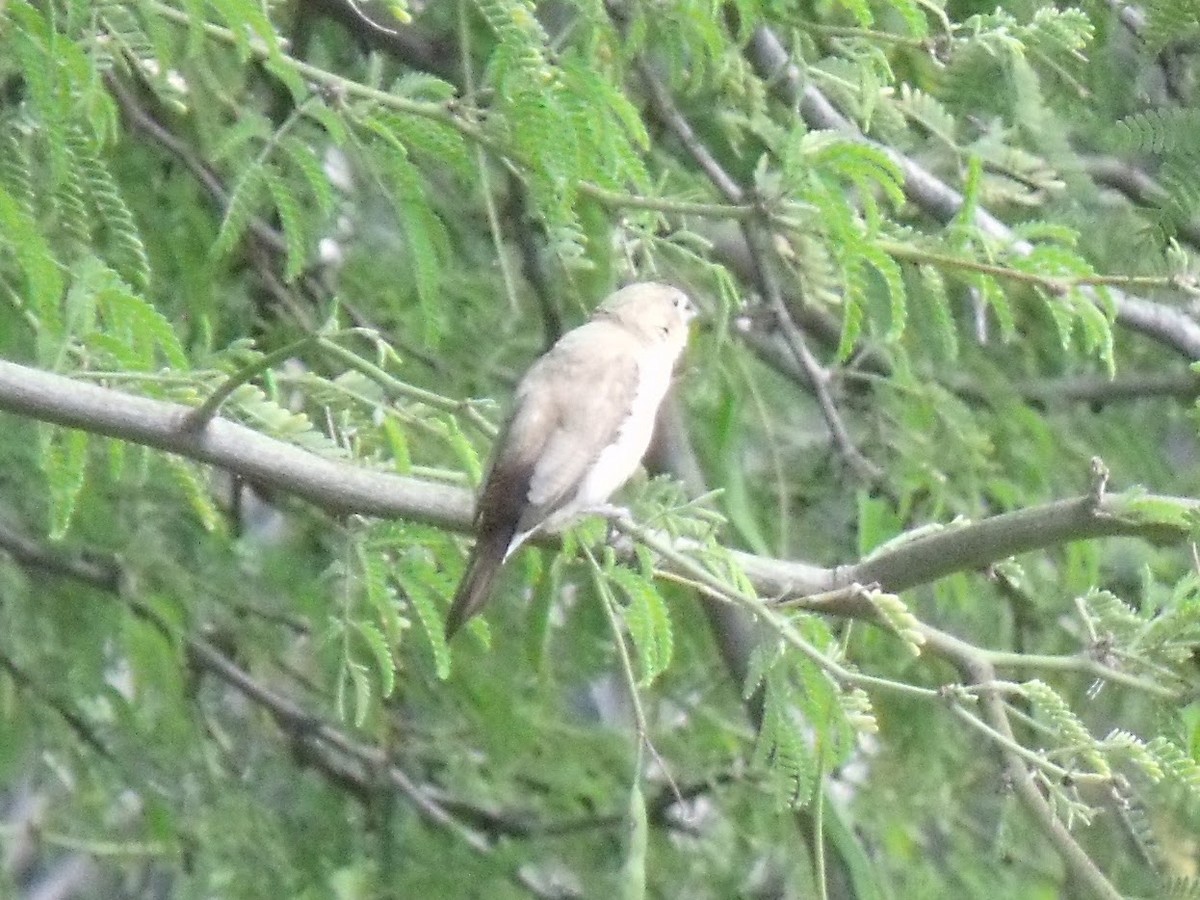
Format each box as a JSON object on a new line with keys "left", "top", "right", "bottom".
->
{"left": 585, "top": 504, "right": 633, "bottom": 547}
{"left": 587, "top": 503, "right": 632, "bottom": 523}
{"left": 585, "top": 504, "right": 633, "bottom": 525}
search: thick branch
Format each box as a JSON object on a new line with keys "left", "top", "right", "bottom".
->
{"left": 0, "top": 359, "right": 469, "bottom": 527}
{"left": 744, "top": 27, "right": 1200, "bottom": 360}
{"left": 742, "top": 494, "right": 1192, "bottom": 603}
{"left": 1, "top": 358, "right": 1191, "bottom": 611}
{"left": 1084, "top": 155, "right": 1200, "bottom": 251}
{"left": 0, "top": 365, "right": 1171, "bottom": 900}
{"left": 930, "top": 639, "right": 1123, "bottom": 900}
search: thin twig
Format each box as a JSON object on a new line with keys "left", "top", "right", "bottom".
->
{"left": 637, "top": 63, "right": 880, "bottom": 481}
{"left": 0, "top": 516, "right": 494, "bottom": 852}
{"left": 182, "top": 335, "right": 319, "bottom": 432}
{"left": 318, "top": 335, "right": 498, "bottom": 437}
{"left": 105, "top": 74, "right": 288, "bottom": 257}
{"left": 459, "top": 0, "right": 520, "bottom": 315}
{"left": 583, "top": 544, "right": 683, "bottom": 805}
{"left": 745, "top": 26, "right": 1200, "bottom": 360}
{"left": 879, "top": 239, "right": 1199, "bottom": 297}
{"left": 0, "top": 647, "right": 114, "bottom": 759}
{"left": 762, "top": 266, "right": 883, "bottom": 482}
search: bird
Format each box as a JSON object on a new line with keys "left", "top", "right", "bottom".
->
{"left": 445, "top": 282, "right": 696, "bottom": 639}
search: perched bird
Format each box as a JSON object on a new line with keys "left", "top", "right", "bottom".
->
{"left": 445, "top": 282, "right": 696, "bottom": 638}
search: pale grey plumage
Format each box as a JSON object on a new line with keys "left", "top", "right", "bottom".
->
{"left": 446, "top": 282, "right": 695, "bottom": 638}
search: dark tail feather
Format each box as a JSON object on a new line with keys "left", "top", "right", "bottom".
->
{"left": 445, "top": 529, "right": 511, "bottom": 639}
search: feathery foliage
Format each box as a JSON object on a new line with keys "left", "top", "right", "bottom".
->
{"left": 0, "top": 0, "right": 1199, "bottom": 897}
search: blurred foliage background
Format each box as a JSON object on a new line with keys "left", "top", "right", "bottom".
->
{"left": 2, "top": 0, "right": 1200, "bottom": 897}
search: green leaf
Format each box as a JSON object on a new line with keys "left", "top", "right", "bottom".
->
{"left": 281, "top": 136, "right": 336, "bottom": 216}
{"left": 609, "top": 565, "right": 673, "bottom": 686}
{"left": 796, "top": 133, "right": 906, "bottom": 215}
{"left": 835, "top": 0, "right": 874, "bottom": 28}
{"left": 975, "top": 274, "right": 1015, "bottom": 340}
{"left": 95, "top": 271, "right": 189, "bottom": 370}
{"left": 0, "top": 183, "right": 64, "bottom": 360}
{"left": 888, "top": 0, "right": 930, "bottom": 37}
{"left": 123, "top": 610, "right": 183, "bottom": 713}
{"left": 0, "top": 130, "right": 37, "bottom": 214}
{"left": 955, "top": 155, "right": 983, "bottom": 241}
{"left": 40, "top": 425, "right": 89, "bottom": 540}
{"left": 399, "top": 560, "right": 451, "bottom": 680}
{"left": 265, "top": 166, "right": 309, "bottom": 282}
{"left": 382, "top": 416, "right": 412, "bottom": 474}
{"left": 1023, "top": 680, "right": 1108, "bottom": 775}
{"left": 231, "top": 384, "right": 322, "bottom": 441}
{"left": 752, "top": 669, "right": 817, "bottom": 806}
{"left": 73, "top": 129, "right": 152, "bottom": 289}
{"left": 348, "top": 661, "right": 372, "bottom": 727}
{"left": 390, "top": 72, "right": 458, "bottom": 101}
{"left": 355, "top": 621, "right": 396, "bottom": 699}
{"left": 857, "top": 492, "right": 901, "bottom": 557}
{"left": 1106, "top": 492, "right": 1193, "bottom": 531}
{"left": 7, "top": 1, "right": 72, "bottom": 182}
{"left": 357, "top": 540, "right": 406, "bottom": 650}
{"left": 370, "top": 111, "right": 474, "bottom": 185}
{"left": 446, "top": 418, "right": 482, "bottom": 485}
{"left": 213, "top": 162, "right": 267, "bottom": 261}
{"left": 355, "top": 115, "right": 449, "bottom": 340}
{"left": 207, "top": 0, "right": 280, "bottom": 56}
{"left": 1146, "top": 737, "right": 1200, "bottom": 801}
{"left": 208, "top": 111, "right": 272, "bottom": 164}
{"left": 1114, "top": 109, "right": 1200, "bottom": 155}
{"left": 862, "top": 244, "right": 907, "bottom": 340}
{"left": 837, "top": 257, "right": 868, "bottom": 360}
{"left": 162, "top": 457, "right": 222, "bottom": 533}
{"left": 1070, "top": 290, "right": 1115, "bottom": 374}
{"left": 742, "top": 640, "right": 782, "bottom": 700}
{"left": 912, "top": 264, "right": 958, "bottom": 361}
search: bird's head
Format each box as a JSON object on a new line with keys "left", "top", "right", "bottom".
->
{"left": 596, "top": 282, "right": 697, "bottom": 349}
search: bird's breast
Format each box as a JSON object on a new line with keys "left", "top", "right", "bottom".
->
{"left": 575, "top": 348, "right": 675, "bottom": 508}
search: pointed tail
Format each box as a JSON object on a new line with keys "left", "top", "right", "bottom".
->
{"left": 445, "top": 527, "right": 511, "bottom": 639}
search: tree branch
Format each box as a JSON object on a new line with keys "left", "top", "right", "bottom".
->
{"left": 1084, "top": 155, "right": 1200, "bottom": 251}
{"left": 299, "top": 0, "right": 457, "bottom": 80}
{"left": 744, "top": 494, "right": 1191, "bottom": 603}
{"left": 2, "top": 362, "right": 1176, "bottom": 898}
{"left": 105, "top": 74, "right": 289, "bottom": 259}
{"left": 0, "top": 359, "right": 469, "bottom": 527}
{"left": 0, "top": 646, "right": 114, "bottom": 760}
{"left": 933, "top": 639, "right": 1124, "bottom": 900}
{"left": 1, "top": 359, "right": 1192, "bottom": 604}
{"left": 743, "top": 26, "right": 1200, "bottom": 360}
{"left": 1013, "top": 371, "right": 1200, "bottom": 405}
{"left": 637, "top": 63, "right": 879, "bottom": 481}
{"left": 0, "top": 512, "right": 550, "bottom": 867}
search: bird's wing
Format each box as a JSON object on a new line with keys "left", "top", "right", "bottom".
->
{"left": 471, "top": 387, "right": 553, "bottom": 536}
{"left": 445, "top": 390, "right": 554, "bottom": 639}
{"left": 517, "top": 323, "right": 642, "bottom": 530}
{"left": 446, "top": 323, "right": 640, "bottom": 638}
